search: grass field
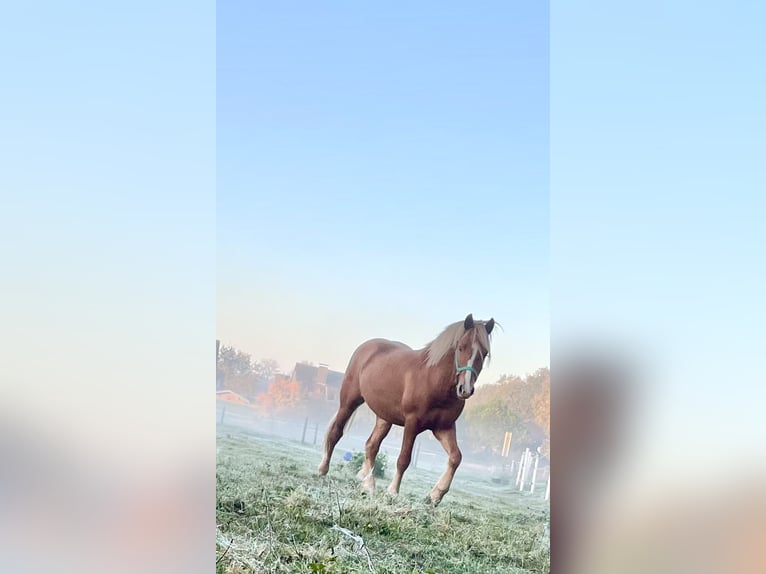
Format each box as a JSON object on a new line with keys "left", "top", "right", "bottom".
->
{"left": 216, "top": 430, "right": 549, "bottom": 574}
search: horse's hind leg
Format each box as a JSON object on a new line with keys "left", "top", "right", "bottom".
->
{"left": 318, "top": 381, "right": 363, "bottom": 475}
{"left": 357, "top": 417, "right": 392, "bottom": 493}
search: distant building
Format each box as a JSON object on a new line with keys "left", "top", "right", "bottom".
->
{"left": 216, "top": 390, "right": 250, "bottom": 405}
{"left": 289, "top": 362, "right": 344, "bottom": 401}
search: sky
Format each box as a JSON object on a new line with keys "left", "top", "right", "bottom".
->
{"left": 217, "top": 1, "right": 549, "bottom": 383}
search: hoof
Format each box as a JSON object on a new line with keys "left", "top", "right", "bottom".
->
{"left": 317, "top": 463, "right": 329, "bottom": 476}
{"left": 428, "top": 490, "right": 445, "bottom": 506}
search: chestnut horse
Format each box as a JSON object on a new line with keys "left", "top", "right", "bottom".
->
{"left": 318, "top": 314, "right": 495, "bottom": 506}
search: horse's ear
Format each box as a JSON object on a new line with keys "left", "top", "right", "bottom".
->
{"left": 464, "top": 314, "right": 474, "bottom": 330}
{"left": 486, "top": 318, "right": 495, "bottom": 334}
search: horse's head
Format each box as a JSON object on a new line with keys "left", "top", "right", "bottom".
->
{"left": 455, "top": 314, "right": 495, "bottom": 399}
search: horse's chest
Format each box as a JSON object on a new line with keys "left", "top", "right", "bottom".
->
{"left": 418, "top": 398, "right": 464, "bottom": 429}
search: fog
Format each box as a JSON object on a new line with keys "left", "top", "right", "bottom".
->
{"left": 215, "top": 398, "right": 543, "bottom": 483}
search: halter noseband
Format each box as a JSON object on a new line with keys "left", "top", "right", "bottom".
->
{"left": 455, "top": 350, "right": 479, "bottom": 378}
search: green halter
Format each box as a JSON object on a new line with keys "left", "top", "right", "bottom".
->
{"left": 455, "top": 351, "right": 479, "bottom": 377}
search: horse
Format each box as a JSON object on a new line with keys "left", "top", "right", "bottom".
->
{"left": 317, "top": 313, "right": 496, "bottom": 506}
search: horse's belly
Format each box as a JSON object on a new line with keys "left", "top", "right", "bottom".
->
{"left": 360, "top": 392, "right": 406, "bottom": 426}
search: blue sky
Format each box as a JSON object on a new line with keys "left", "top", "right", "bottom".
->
{"left": 217, "top": 1, "right": 549, "bottom": 381}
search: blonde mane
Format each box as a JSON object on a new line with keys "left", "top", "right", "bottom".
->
{"left": 425, "top": 320, "right": 492, "bottom": 367}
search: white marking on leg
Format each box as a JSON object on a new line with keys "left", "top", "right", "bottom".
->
{"left": 356, "top": 461, "right": 372, "bottom": 481}
{"left": 387, "top": 471, "right": 402, "bottom": 495}
{"left": 430, "top": 465, "right": 456, "bottom": 500}
{"left": 436, "top": 469, "right": 453, "bottom": 491}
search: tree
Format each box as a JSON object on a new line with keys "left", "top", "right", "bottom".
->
{"left": 218, "top": 345, "right": 253, "bottom": 378}
{"left": 258, "top": 377, "right": 301, "bottom": 412}
{"left": 528, "top": 367, "right": 551, "bottom": 455}
{"left": 253, "top": 358, "right": 280, "bottom": 385}
{"left": 462, "top": 367, "right": 550, "bottom": 456}
{"left": 217, "top": 345, "right": 282, "bottom": 401}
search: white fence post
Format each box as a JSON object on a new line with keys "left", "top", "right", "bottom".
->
{"left": 301, "top": 417, "right": 309, "bottom": 443}
{"left": 519, "top": 448, "right": 530, "bottom": 491}
{"left": 545, "top": 473, "right": 550, "bottom": 501}
{"left": 502, "top": 431, "right": 513, "bottom": 457}
{"left": 530, "top": 453, "right": 540, "bottom": 493}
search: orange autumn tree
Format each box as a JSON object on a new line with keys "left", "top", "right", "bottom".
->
{"left": 257, "top": 377, "right": 301, "bottom": 412}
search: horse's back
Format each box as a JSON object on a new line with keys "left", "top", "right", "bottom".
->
{"left": 346, "top": 338, "right": 412, "bottom": 373}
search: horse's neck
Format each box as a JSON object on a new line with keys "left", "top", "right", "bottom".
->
{"left": 424, "top": 348, "right": 457, "bottom": 388}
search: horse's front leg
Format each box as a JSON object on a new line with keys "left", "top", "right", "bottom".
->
{"left": 428, "top": 425, "right": 462, "bottom": 506}
{"left": 386, "top": 421, "right": 419, "bottom": 496}
{"left": 357, "top": 417, "right": 392, "bottom": 493}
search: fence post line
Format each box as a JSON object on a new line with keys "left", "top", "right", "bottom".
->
{"left": 515, "top": 451, "right": 524, "bottom": 486}
{"left": 301, "top": 417, "right": 309, "bottom": 444}
{"left": 219, "top": 405, "right": 226, "bottom": 425}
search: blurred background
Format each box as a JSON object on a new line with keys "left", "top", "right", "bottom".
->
{"left": 550, "top": 1, "right": 766, "bottom": 572}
